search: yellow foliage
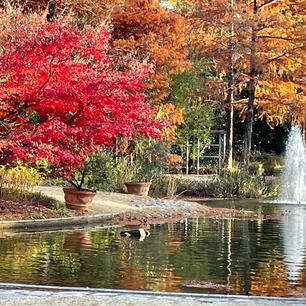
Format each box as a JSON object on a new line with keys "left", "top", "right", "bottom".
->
{"left": 0, "top": 161, "right": 42, "bottom": 198}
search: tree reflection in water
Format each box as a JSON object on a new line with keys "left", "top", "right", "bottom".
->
{"left": 0, "top": 202, "right": 305, "bottom": 297}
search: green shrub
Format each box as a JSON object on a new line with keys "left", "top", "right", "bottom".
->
{"left": 211, "top": 169, "right": 279, "bottom": 199}
{"left": 115, "top": 138, "right": 168, "bottom": 192}
{"left": 128, "top": 138, "right": 168, "bottom": 182}
{"left": 114, "top": 155, "right": 134, "bottom": 192}
{"left": 263, "top": 165, "right": 283, "bottom": 176}
{"left": 51, "top": 153, "right": 120, "bottom": 192}
{"left": 42, "top": 176, "right": 70, "bottom": 187}
{"left": 257, "top": 153, "right": 284, "bottom": 176}
{"left": 248, "top": 161, "right": 264, "bottom": 175}
{"left": 85, "top": 153, "right": 118, "bottom": 192}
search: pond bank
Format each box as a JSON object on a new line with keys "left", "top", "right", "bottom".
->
{"left": 0, "top": 186, "right": 260, "bottom": 230}
{"left": 0, "top": 283, "right": 305, "bottom": 306}
{"left": 5, "top": 186, "right": 255, "bottom": 229}
{"left": 0, "top": 186, "right": 255, "bottom": 231}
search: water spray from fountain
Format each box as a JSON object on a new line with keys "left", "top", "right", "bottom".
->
{"left": 278, "top": 124, "right": 306, "bottom": 204}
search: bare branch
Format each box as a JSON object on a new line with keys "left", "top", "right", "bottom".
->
{"left": 257, "top": 0, "right": 283, "bottom": 10}
{"left": 232, "top": 98, "right": 248, "bottom": 104}
{"left": 65, "top": 179, "right": 79, "bottom": 190}
{"left": 47, "top": 0, "right": 56, "bottom": 23}
{"left": 0, "top": 102, "right": 34, "bottom": 122}
{"left": 255, "top": 25, "right": 268, "bottom": 32}
{"left": 257, "top": 35, "right": 300, "bottom": 41}
{"left": 263, "top": 45, "right": 305, "bottom": 65}
{"left": 37, "top": 56, "right": 54, "bottom": 92}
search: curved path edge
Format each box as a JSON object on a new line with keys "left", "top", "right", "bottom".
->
{"left": 0, "top": 283, "right": 305, "bottom": 306}
{"left": 0, "top": 213, "right": 117, "bottom": 231}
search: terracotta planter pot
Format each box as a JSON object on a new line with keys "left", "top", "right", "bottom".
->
{"left": 125, "top": 182, "right": 151, "bottom": 196}
{"left": 63, "top": 187, "right": 96, "bottom": 210}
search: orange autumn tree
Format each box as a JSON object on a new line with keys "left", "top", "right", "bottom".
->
{"left": 291, "top": 0, "right": 306, "bottom": 102}
{"left": 110, "top": 0, "right": 192, "bottom": 140}
{"left": 174, "top": 0, "right": 306, "bottom": 166}
{"left": 175, "top": 0, "right": 249, "bottom": 168}
{"left": 4, "top": 0, "right": 114, "bottom": 20}
{"left": 111, "top": 0, "right": 190, "bottom": 102}
{"left": 109, "top": 0, "right": 190, "bottom": 146}
{"left": 239, "top": 0, "right": 306, "bottom": 165}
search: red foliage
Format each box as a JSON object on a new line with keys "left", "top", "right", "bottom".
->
{"left": 0, "top": 13, "right": 165, "bottom": 178}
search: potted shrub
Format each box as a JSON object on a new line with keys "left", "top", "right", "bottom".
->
{"left": 62, "top": 153, "right": 119, "bottom": 210}
{"left": 62, "top": 162, "right": 97, "bottom": 211}
{"left": 124, "top": 138, "right": 167, "bottom": 196}
{"left": 124, "top": 164, "right": 153, "bottom": 197}
{"left": 124, "top": 181, "right": 152, "bottom": 196}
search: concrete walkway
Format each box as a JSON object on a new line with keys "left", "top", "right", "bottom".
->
{"left": 1, "top": 186, "right": 205, "bottom": 231}
{"left": 0, "top": 186, "right": 155, "bottom": 230}
{"left": 34, "top": 186, "right": 146, "bottom": 214}
{"left": 0, "top": 284, "right": 305, "bottom": 306}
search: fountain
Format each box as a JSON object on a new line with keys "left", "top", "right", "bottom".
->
{"left": 278, "top": 124, "right": 306, "bottom": 204}
{"left": 276, "top": 125, "right": 306, "bottom": 287}
{"left": 281, "top": 205, "right": 306, "bottom": 284}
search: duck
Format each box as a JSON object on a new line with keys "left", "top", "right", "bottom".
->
{"left": 120, "top": 218, "right": 150, "bottom": 240}
{"left": 120, "top": 228, "right": 150, "bottom": 239}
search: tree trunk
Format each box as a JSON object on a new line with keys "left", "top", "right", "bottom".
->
{"left": 243, "top": 78, "right": 255, "bottom": 166}
{"left": 226, "top": 98, "right": 234, "bottom": 168}
{"left": 243, "top": 0, "right": 257, "bottom": 167}
{"left": 47, "top": 0, "right": 56, "bottom": 22}
{"left": 197, "top": 138, "right": 200, "bottom": 175}
{"left": 186, "top": 138, "right": 189, "bottom": 174}
{"left": 225, "top": 0, "right": 234, "bottom": 169}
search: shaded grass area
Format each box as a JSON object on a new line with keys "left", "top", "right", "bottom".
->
{"left": 0, "top": 188, "right": 71, "bottom": 221}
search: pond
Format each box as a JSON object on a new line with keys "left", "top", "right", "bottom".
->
{"left": 0, "top": 200, "right": 305, "bottom": 297}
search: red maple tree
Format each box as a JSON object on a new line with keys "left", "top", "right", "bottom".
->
{"left": 0, "top": 13, "right": 165, "bottom": 179}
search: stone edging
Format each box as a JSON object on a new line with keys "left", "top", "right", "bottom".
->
{"left": 0, "top": 282, "right": 305, "bottom": 305}
{"left": 0, "top": 213, "right": 118, "bottom": 231}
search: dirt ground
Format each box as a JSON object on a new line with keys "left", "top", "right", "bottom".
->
{"left": 108, "top": 204, "right": 256, "bottom": 226}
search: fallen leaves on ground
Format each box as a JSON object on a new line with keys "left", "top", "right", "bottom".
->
{"left": 0, "top": 199, "right": 84, "bottom": 221}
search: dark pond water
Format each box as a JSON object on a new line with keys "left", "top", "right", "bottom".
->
{"left": 0, "top": 200, "right": 305, "bottom": 297}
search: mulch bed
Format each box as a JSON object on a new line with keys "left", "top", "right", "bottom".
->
{"left": 0, "top": 199, "right": 52, "bottom": 221}
{"left": 0, "top": 199, "right": 85, "bottom": 221}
